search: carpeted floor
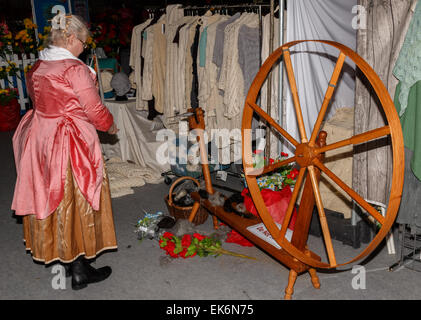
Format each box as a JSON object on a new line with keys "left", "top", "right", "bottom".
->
{"left": 1, "top": 129, "right": 421, "bottom": 301}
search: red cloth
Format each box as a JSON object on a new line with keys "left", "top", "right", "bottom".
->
{"left": 225, "top": 187, "right": 297, "bottom": 247}
{"left": 242, "top": 187, "right": 297, "bottom": 230}
{"left": 225, "top": 229, "right": 254, "bottom": 247}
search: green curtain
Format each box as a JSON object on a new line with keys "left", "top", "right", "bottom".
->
{"left": 394, "top": 80, "right": 421, "bottom": 181}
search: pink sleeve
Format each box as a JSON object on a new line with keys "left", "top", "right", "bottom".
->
{"left": 65, "top": 63, "right": 113, "bottom": 132}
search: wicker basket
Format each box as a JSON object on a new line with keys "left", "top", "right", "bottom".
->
{"left": 164, "top": 176, "right": 208, "bottom": 225}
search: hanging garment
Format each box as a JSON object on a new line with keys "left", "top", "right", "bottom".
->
{"left": 142, "top": 26, "right": 154, "bottom": 101}
{"left": 212, "top": 12, "right": 241, "bottom": 81}
{"left": 164, "top": 15, "right": 194, "bottom": 122}
{"left": 219, "top": 13, "right": 258, "bottom": 131}
{"left": 190, "top": 23, "right": 201, "bottom": 110}
{"left": 184, "top": 17, "right": 200, "bottom": 112}
{"left": 130, "top": 18, "right": 152, "bottom": 110}
{"left": 238, "top": 23, "right": 260, "bottom": 98}
{"left": 164, "top": 5, "right": 185, "bottom": 124}
{"left": 175, "top": 16, "right": 198, "bottom": 117}
{"left": 197, "top": 13, "right": 228, "bottom": 132}
{"left": 151, "top": 15, "right": 167, "bottom": 113}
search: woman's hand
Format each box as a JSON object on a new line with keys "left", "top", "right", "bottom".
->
{"left": 107, "top": 122, "right": 119, "bottom": 135}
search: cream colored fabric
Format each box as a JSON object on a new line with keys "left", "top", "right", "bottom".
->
{"left": 101, "top": 99, "right": 170, "bottom": 176}
{"left": 100, "top": 70, "right": 114, "bottom": 93}
{"left": 319, "top": 107, "right": 354, "bottom": 219}
{"left": 164, "top": 5, "right": 184, "bottom": 119}
{"left": 151, "top": 15, "right": 167, "bottom": 113}
{"left": 130, "top": 18, "right": 152, "bottom": 110}
{"left": 142, "top": 25, "right": 154, "bottom": 101}
{"left": 197, "top": 13, "right": 228, "bottom": 132}
{"left": 176, "top": 16, "right": 197, "bottom": 115}
{"left": 217, "top": 13, "right": 259, "bottom": 133}
{"left": 106, "top": 157, "right": 163, "bottom": 198}
{"left": 164, "top": 15, "right": 192, "bottom": 123}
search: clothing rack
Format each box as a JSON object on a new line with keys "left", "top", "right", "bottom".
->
{"left": 145, "top": 7, "right": 166, "bottom": 19}
{"left": 183, "top": 2, "right": 285, "bottom": 159}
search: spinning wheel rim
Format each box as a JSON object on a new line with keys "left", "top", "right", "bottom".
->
{"left": 242, "top": 40, "right": 404, "bottom": 269}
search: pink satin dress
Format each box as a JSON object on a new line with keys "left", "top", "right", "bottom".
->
{"left": 12, "top": 59, "right": 114, "bottom": 220}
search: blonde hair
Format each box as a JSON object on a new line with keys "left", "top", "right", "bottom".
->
{"left": 45, "top": 14, "right": 90, "bottom": 47}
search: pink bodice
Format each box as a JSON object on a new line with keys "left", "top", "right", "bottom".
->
{"left": 12, "top": 59, "right": 113, "bottom": 219}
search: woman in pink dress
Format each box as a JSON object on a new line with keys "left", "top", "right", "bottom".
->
{"left": 11, "top": 13, "right": 118, "bottom": 290}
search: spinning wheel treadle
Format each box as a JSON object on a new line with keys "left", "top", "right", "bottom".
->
{"left": 242, "top": 40, "right": 404, "bottom": 297}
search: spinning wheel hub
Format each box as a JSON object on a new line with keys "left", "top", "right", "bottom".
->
{"left": 295, "top": 132, "right": 327, "bottom": 167}
{"left": 295, "top": 143, "right": 317, "bottom": 167}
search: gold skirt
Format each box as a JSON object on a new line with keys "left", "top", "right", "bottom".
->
{"left": 22, "top": 164, "right": 118, "bottom": 265}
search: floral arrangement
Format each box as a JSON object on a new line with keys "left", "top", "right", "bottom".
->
{"left": 13, "top": 19, "right": 38, "bottom": 55}
{"left": 247, "top": 151, "right": 299, "bottom": 191}
{"left": 0, "top": 61, "right": 20, "bottom": 79}
{"left": 0, "top": 21, "right": 13, "bottom": 57}
{"left": 90, "top": 8, "right": 134, "bottom": 58}
{"left": 0, "top": 87, "right": 18, "bottom": 105}
{"left": 0, "top": 18, "right": 39, "bottom": 101}
{"left": 159, "top": 232, "right": 256, "bottom": 260}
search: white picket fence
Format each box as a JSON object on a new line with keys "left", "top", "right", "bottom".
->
{"left": 0, "top": 53, "right": 37, "bottom": 111}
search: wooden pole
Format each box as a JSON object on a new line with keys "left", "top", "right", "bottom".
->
{"left": 265, "top": 0, "right": 275, "bottom": 161}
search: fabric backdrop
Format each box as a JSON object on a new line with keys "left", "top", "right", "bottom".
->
{"left": 284, "top": 0, "right": 357, "bottom": 151}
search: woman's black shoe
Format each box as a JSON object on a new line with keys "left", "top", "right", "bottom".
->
{"left": 70, "top": 256, "right": 112, "bottom": 290}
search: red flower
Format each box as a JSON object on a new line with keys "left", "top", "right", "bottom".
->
{"left": 181, "top": 234, "right": 192, "bottom": 247}
{"left": 162, "top": 232, "right": 174, "bottom": 239}
{"left": 269, "top": 158, "right": 274, "bottom": 165}
{"left": 281, "top": 152, "right": 289, "bottom": 157}
{"left": 253, "top": 149, "right": 263, "bottom": 154}
{"left": 193, "top": 233, "right": 207, "bottom": 241}
{"left": 179, "top": 248, "right": 188, "bottom": 258}
{"left": 163, "top": 241, "right": 178, "bottom": 258}
{"left": 287, "top": 168, "right": 299, "bottom": 180}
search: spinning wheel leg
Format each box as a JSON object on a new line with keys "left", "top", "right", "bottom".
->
{"left": 284, "top": 269, "right": 298, "bottom": 300}
{"left": 308, "top": 268, "right": 320, "bottom": 289}
{"left": 212, "top": 216, "right": 219, "bottom": 229}
{"left": 305, "top": 250, "right": 320, "bottom": 289}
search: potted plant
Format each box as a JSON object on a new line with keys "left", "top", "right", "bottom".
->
{"left": 0, "top": 87, "right": 20, "bottom": 131}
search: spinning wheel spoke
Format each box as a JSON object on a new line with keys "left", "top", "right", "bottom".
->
{"left": 308, "top": 165, "right": 337, "bottom": 267}
{"left": 246, "top": 156, "right": 297, "bottom": 176}
{"left": 313, "top": 158, "right": 386, "bottom": 225}
{"left": 283, "top": 48, "right": 308, "bottom": 142}
{"left": 278, "top": 167, "right": 307, "bottom": 240}
{"left": 247, "top": 101, "right": 299, "bottom": 147}
{"left": 315, "top": 126, "right": 391, "bottom": 155}
{"left": 309, "top": 52, "right": 346, "bottom": 146}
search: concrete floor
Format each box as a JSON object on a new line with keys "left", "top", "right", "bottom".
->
{"left": 1, "top": 130, "right": 421, "bottom": 301}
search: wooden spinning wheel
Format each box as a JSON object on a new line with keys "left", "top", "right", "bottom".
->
{"left": 242, "top": 40, "right": 404, "bottom": 275}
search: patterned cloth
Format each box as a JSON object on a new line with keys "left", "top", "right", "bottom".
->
{"left": 393, "top": 0, "right": 421, "bottom": 117}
